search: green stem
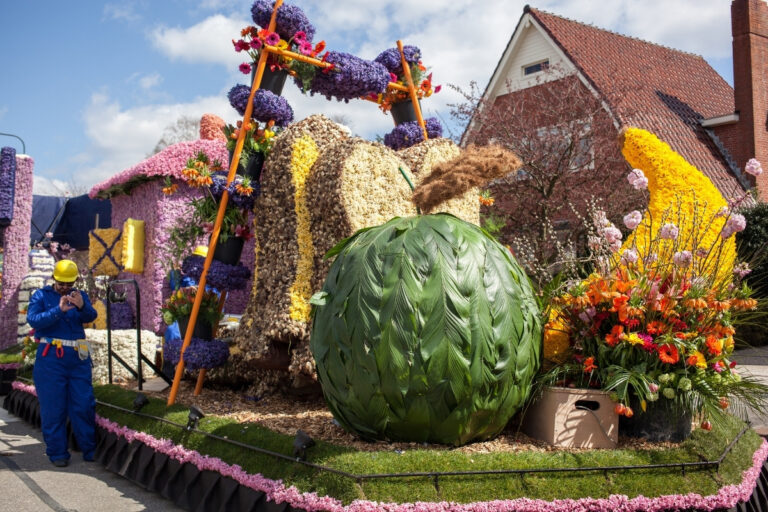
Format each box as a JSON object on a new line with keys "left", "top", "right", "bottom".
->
{"left": 398, "top": 166, "right": 421, "bottom": 215}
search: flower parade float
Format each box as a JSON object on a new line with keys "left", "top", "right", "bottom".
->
{"left": 5, "top": 0, "right": 767, "bottom": 510}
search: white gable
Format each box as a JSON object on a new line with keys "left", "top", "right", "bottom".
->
{"left": 486, "top": 14, "right": 575, "bottom": 99}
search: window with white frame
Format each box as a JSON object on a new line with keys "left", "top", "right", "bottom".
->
{"left": 523, "top": 59, "right": 549, "bottom": 76}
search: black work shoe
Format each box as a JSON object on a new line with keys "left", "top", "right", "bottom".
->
{"left": 52, "top": 459, "right": 68, "bottom": 468}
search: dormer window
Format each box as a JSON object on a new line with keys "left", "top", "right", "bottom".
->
{"left": 523, "top": 59, "right": 549, "bottom": 76}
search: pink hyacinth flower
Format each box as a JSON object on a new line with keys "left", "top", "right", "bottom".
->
{"left": 745, "top": 158, "right": 763, "bottom": 177}
{"left": 623, "top": 210, "right": 642, "bottom": 230}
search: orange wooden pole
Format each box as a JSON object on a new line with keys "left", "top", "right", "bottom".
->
{"left": 396, "top": 40, "right": 428, "bottom": 140}
{"left": 167, "top": 0, "right": 284, "bottom": 406}
{"left": 192, "top": 290, "right": 228, "bottom": 396}
{"left": 262, "top": 45, "right": 332, "bottom": 68}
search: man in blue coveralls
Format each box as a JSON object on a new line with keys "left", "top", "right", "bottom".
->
{"left": 27, "top": 259, "right": 98, "bottom": 467}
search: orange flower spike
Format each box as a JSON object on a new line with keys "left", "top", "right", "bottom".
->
{"left": 583, "top": 356, "right": 597, "bottom": 373}
{"left": 313, "top": 40, "right": 326, "bottom": 55}
{"left": 240, "top": 27, "right": 251, "bottom": 37}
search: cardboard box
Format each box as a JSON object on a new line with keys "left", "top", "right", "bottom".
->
{"left": 522, "top": 386, "right": 618, "bottom": 449}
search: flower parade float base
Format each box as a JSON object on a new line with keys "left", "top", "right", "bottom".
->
{"left": 5, "top": 381, "right": 768, "bottom": 511}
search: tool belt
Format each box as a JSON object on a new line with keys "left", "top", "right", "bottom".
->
{"left": 40, "top": 337, "right": 91, "bottom": 360}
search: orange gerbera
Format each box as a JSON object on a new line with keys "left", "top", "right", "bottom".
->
{"left": 583, "top": 356, "right": 597, "bottom": 373}
{"left": 687, "top": 350, "right": 707, "bottom": 369}
{"left": 657, "top": 343, "right": 680, "bottom": 364}
{"left": 705, "top": 335, "right": 723, "bottom": 356}
{"left": 605, "top": 325, "right": 624, "bottom": 347}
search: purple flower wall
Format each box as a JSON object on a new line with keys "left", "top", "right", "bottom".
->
{"left": 0, "top": 155, "right": 34, "bottom": 349}
{"left": 0, "top": 147, "right": 17, "bottom": 226}
{"left": 102, "top": 139, "right": 253, "bottom": 333}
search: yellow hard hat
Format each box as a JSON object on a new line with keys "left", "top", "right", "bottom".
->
{"left": 193, "top": 245, "right": 208, "bottom": 257}
{"left": 53, "top": 260, "right": 79, "bottom": 282}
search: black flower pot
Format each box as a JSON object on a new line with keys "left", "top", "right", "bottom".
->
{"left": 619, "top": 398, "right": 692, "bottom": 442}
{"left": 391, "top": 99, "right": 421, "bottom": 125}
{"left": 0, "top": 368, "right": 18, "bottom": 395}
{"left": 251, "top": 66, "right": 288, "bottom": 96}
{"left": 177, "top": 316, "right": 214, "bottom": 341}
{"left": 243, "top": 152, "right": 265, "bottom": 182}
{"left": 212, "top": 236, "right": 245, "bottom": 265}
{"left": 227, "top": 150, "right": 245, "bottom": 175}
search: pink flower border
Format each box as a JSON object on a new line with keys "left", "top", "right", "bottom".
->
{"left": 10, "top": 381, "right": 767, "bottom": 511}
{"left": 0, "top": 363, "right": 21, "bottom": 370}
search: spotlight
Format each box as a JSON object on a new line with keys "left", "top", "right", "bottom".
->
{"left": 292, "top": 429, "right": 315, "bottom": 461}
{"left": 132, "top": 392, "right": 149, "bottom": 412}
{"left": 187, "top": 406, "right": 205, "bottom": 431}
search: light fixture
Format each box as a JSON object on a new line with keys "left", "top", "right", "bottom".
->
{"left": 133, "top": 392, "right": 149, "bottom": 412}
{"left": 292, "top": 429, "right": 315, "bottom": 461}
{"left": 187, "top": 406, "right": 205, "bottom": 431}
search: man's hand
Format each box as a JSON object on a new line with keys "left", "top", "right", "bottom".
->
{"left": 59, "top": 295, "right": 74, "bottom": 312}
{"left": 68, "top": 291, "right": 84, "bottom": 309}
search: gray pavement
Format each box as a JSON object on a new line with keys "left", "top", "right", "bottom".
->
{"left": 0, "top": 406, "right": 183, "bottom": 512}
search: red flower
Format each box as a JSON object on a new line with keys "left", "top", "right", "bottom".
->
{"left": 605, "top": 325, "right": 624, "bottom": 347}
{"left": 657, "top": 343, "right": 679, "bottom": 364}
{"left": 583, "top": 356, "right": 597, "bottom": 373}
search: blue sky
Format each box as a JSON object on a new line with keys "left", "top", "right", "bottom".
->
{"left": 0, "top": 0, "right": 735, "bottom": 195}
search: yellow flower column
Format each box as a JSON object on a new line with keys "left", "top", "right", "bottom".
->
{"left": 288, "top": 134, "right": 319, "bottom": 322}
{"left": 620, "top": 127, "right": 736, "bottom": 280}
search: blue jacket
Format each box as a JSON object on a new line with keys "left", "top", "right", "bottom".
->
{"left": 27, "top": 286, "right": 98, "bottom": 340}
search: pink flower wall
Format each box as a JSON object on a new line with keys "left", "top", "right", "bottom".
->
{"left": 104, "top": 139, "right": 254, "bottom": 333}
{"left": 0, "top": 156, "right": 34, "bottom": 349}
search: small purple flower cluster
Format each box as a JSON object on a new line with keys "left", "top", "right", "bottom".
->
{"left": 107, "top": 301, "right": 135, "bottom": 329}
{"left": 163, "top": 337, "right": 229, "bottom": 370}
{"left": 251, "top": 0, "right": 315, "bottom": 42}
{"left": 210, "top": 172, "right": 259, "bottom": 210}
{"left": 181, "top": 255, "right": 252, "bottom": 291}
{"left": 0, "top": 146, "right": 17, "bottom": 226}
{"left": 383, "top": 117, "right": 443, "bottom": 150}
{"left": 374, "top": 45, "right": 421, "bottom": 75}
{"left": 308, "top": 51, "right": 390, "bottom": 102}
{"left": 228, "top": 86, "right": 294, "bottom": 127}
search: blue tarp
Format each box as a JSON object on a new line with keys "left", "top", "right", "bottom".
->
{"left": 30, "top": 195, "right": 67, "bottom": 244}
{"left": 30, "top": 194, "right": 111, "bottom": 249}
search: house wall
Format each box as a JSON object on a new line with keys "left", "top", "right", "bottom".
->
{"left": 731, "top": 0, "right": 768, "bottom": 200}
{"left": 491, "top": 17, "right": 575, "bottom": 98}
{"left": 0, "top": 155, "right": 33, "bottom": 349}
{"left": 111, "top": 179, "right": 255, "bottom": 334}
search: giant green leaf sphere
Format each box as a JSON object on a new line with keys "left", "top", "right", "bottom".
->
{"left": 310, "top": 214, "right": 542, "bottom": 446}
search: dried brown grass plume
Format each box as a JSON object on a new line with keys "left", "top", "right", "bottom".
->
{"left": 411, "top": 144, "right": 523, "bottom": 213}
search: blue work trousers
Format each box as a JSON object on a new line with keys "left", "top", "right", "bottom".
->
{"left": 33, "top": 343, "right": 96, "bottom": 462}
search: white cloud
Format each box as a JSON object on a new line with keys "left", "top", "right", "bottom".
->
{"left": 72, "top": 92, "right": 232, "bottom": 189}
{"left": 138, "top": 72, "right": 163, "bottom": 90}
{"left": 150, "top": 14, "right": 249, "bottom": 67}
{"left": 103, "top": 3, "right": 139, "bottom": 22}
{"left": 0, "top": 106, "right": 7, "bottom": 120}
{"left": 33, "top": 175, "right": 69, "bottom": 196}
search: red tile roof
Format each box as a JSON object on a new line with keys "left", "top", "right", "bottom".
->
{"left": 527, "top": 7, "right": 747, "bottom": 198}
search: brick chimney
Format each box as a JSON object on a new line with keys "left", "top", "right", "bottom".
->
{"left": 732, "top": 0, "right": 768, "bottom": 200}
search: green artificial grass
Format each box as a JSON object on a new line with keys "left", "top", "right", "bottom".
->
{"left": 94, "top": 385, "right": 762, "bottom": 505}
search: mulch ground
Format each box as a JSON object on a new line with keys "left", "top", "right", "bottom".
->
{"left": 127, "top": 379, "right": 676, "bottom": 454}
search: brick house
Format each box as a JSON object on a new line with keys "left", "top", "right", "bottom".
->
{"left": 464, "top": 0, "right": 768, "bottom": 243}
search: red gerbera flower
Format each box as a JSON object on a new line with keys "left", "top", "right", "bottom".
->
{"left": 657, "top": 343, "right": 680, "bottom": 364}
